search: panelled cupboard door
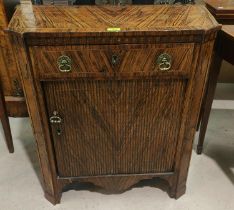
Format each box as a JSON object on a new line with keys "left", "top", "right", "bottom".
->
{"left": 34, "top": 44, "right": 192, "bottom": 177}
{"left": 43, "top": 79, "right": 187, "bottom": 177}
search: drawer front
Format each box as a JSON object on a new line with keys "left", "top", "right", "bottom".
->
{"left": 30, "top": 43, "right": 194, "bottom": 79}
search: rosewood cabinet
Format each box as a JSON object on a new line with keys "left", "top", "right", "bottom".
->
{"left": 8, "top": 4, "right": 220, "bottom": 204}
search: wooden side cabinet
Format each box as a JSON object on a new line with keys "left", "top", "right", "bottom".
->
{"left": 8, "top": 4, "right": 220, "bottom": 204}
{"left": 0, "top": 0, "right": 27, "bottom": 116}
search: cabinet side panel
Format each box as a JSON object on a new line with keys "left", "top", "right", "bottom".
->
{"left": 9, "top": 34, "right": 60, "bottom": 202}
{"left": 172, "top": 40, "right": 215, "bottom": 197}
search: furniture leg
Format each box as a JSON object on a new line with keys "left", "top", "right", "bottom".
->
{"left": 196, "top": 53, "right": 222, "bottom": 154}
{"left": 196, "top": 86, "right": 208, "bottom": 131}
{"left": 0, "top": 83, "right": 14, "bottom": 153}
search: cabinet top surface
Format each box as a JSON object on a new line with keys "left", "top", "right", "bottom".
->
{"left": 8, "top": 4, "right": 220, "bottom": 37}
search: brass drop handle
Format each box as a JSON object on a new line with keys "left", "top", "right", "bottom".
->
{"left": 49, "top": 111, "right": 62, "bottom": 124}
{"left": 57, "top": 55, "right": 72, "bottom": 72}
{"left": 157, "top": 53, "right": 172, "bottom": 71}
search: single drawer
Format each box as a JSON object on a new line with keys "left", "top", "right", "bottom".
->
{"left": 30, "top": 43, "right": 194, "bottom": 79}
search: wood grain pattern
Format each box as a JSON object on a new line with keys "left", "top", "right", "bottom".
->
{"left": 205, "top": 0, "right": 234, "bottom": 11}
{"left": 9, "top": 33, "right": 60, "bottom": 203}
{"left": 8, "top": 5, "right": 220, "bottom": 36}
{"left": 29, "top": 43, "right": 194, "bottom": 79}
{"left": 8, "top": 5, "right": 220, "bottom": 204}
{"left": 205, "top": 0, "right": 234, "bottom": 23}
{"left": 0, "top": 81, "right": 14, "bottom": 153}
{"left": 43, "top": 79, "right": 186, "bottom": 177}
{"left": 196, "top": 24, "right": 234, "bottom": 154}
{"left": 196, "top": 1, "right": 234, "bottom": 154}
{"left": 0, "top": 0, "right": 18, "bottom": 96}
{"left": 222, "top": 25, "right": 234, "bottom": 41}
{"left": 0, "top": 0, "right": 27, "bottom": 116}
{"left": 4, "top": 96, "right": 28, "bottom": 117}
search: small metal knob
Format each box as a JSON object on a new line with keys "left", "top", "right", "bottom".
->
{"left": 49, "top": 111, "right": 62, "bottom": 124}
{"left": 157, "top": 53, "right": 172, "bottom": 71}
{"left": 57, "top": 55, "right": 72, "bottom": 72}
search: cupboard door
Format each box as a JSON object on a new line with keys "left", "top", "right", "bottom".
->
{"left": 43, "top": 78, "right": 187, "bottom": 177}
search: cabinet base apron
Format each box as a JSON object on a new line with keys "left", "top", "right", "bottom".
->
{"left": 44, "top": 173, "right": 185, "bottom": 204}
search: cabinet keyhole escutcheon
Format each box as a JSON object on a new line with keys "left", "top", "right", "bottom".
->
{"left": 111, "top": 54, "right": 120, "bottom": 66}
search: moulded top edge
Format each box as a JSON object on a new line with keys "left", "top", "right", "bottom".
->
{"left": 7, "top": 5, "right": 221, "bottom": 37}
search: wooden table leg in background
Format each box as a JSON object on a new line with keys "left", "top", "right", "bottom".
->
{"left": 197, "top": 25, "right": 234, "bottom": 154}
{"left": 0, "top": 83, "right": 14, "bottom": 153}
{"left": 197, "top": 52, "right": 222, "bottom": 154}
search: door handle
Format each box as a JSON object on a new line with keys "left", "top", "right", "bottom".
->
{"left": 49, "top": 111, "right": 62, "bottom": 136}
{"left": 49, "top": 111, "right": 62, "bottom": 124}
